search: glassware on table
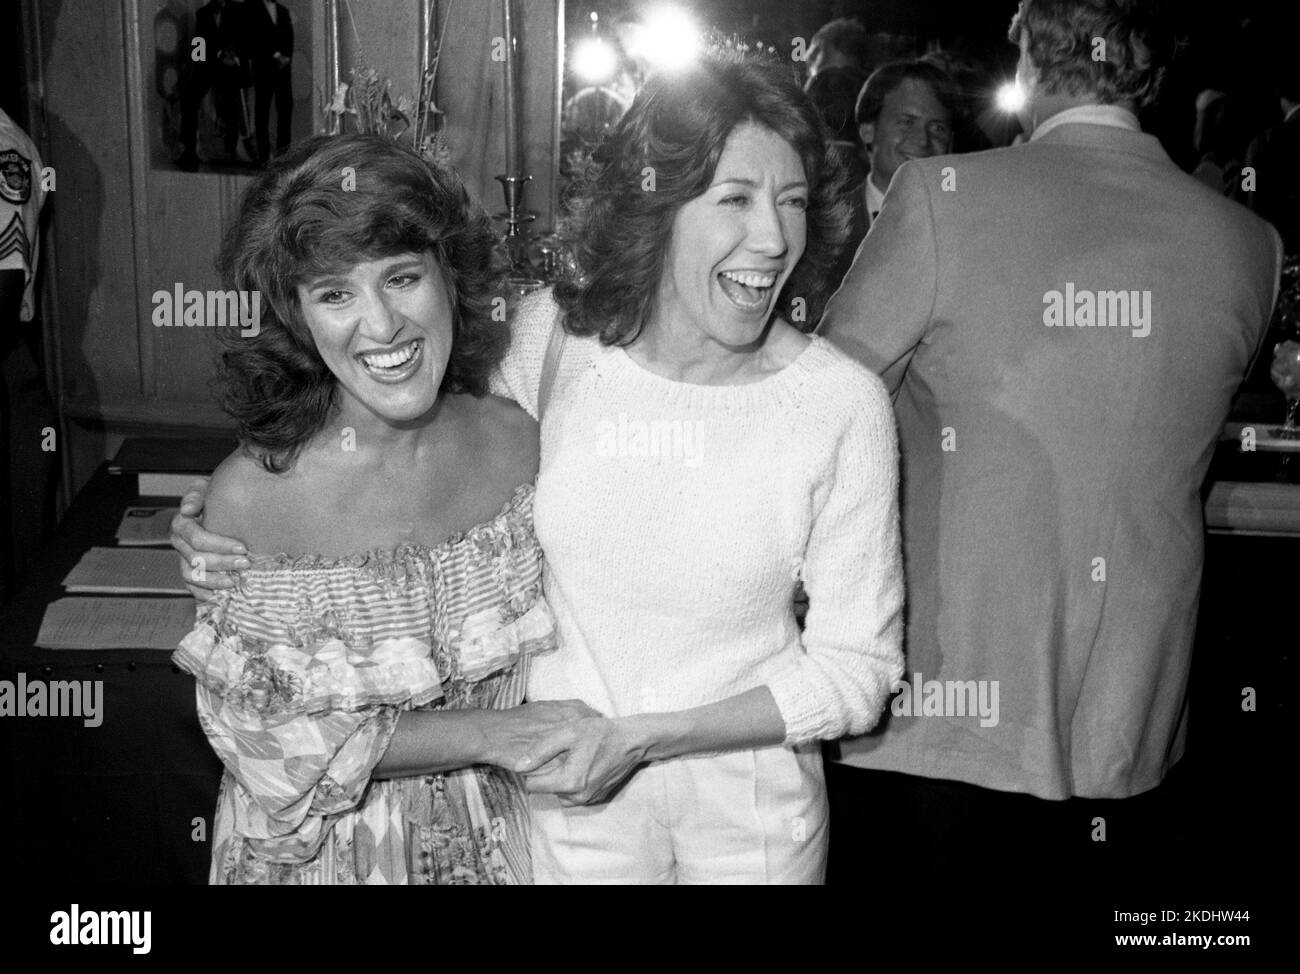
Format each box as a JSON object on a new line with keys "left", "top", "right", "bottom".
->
{"left": 1271, "top": 340, "right": 1300, "bottom": 438}
{"left": 1271, "top": 256, "right": 1300, "bottom": 439}
{"left": 529, "top": 231, "right": 578, "bottom": 285}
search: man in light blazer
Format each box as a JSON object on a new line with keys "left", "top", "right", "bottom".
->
{"left": 819, "top": 0, "right": 1282, "bottom": 866}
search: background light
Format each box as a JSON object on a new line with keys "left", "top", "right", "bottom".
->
{"left": 996, "top": 81, "right": 1027, "bottom": 114}
{"left": 634, "top": 5, "right": 700, "bottom": 72}
{"left": 573, "top": 36, "right": 618, "bottom": 85}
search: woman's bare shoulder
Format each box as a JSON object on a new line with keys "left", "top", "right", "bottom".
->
{"left": 203, "top": 447, "right": 286, "bottom": 543}
{"left": 463, "top": 393, "right": 541, "bottom": 486}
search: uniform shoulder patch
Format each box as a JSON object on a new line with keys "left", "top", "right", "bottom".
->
{"left": 0, "top": 148, "right": 33, "bottom": 205}
{"left": 0, "top": 212, "right": 32, "bottom": 267}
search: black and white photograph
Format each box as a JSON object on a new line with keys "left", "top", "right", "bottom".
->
{"left": 0, "top": 0, "right": 1294, "bottom": 953}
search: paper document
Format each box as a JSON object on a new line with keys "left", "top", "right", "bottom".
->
{"left": 36, "top": 597, "right": 197, "bottom": 650}
{"left": 63, "top": 548, "right": 188, "bottom": 594}
{"left": 114, "top": 507, "right": 179, "bottom": 546}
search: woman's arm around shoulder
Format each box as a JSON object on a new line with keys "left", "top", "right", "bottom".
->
{"left": 200, "top": 447, "right": 267, "bottom": 547}
{"left": 488, "top": 287, "right": 565, "bottom": 417}
{"left": 171, "top": 449, "right": 264, "bottom": 593}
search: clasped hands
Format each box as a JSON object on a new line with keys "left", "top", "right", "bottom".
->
{"left": 486, "top": 700, "right": 649, "bottom": 806}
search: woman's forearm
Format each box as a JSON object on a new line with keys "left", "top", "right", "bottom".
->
{"left": 625, "top": 686, "right": 787, "bottom": 763}
{"left": 373, "top": 700, "right": 596, "bottom": 779}
{"left": 371, "top": 710, "right": 490, "bottom": 778}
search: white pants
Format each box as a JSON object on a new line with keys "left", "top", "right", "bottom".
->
{"left": 529, "top": 743, "right": 828, "bottom": 884}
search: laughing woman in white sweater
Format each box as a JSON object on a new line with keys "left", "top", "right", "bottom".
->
{"left": 172, "top": 52, "right": 903, "bottom": 884}
{"left": 492, "top": 53, "right": 903, "bottom": 884}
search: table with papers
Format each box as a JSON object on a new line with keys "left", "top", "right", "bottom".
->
{"left": 0, "top": 464, "right": 222, "bottom": 884}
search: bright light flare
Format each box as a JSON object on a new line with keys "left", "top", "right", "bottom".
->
{"left": 573, "top": 37, "right": 619, "bottom": 85}
{"left": 996, "top": 80, "right": 1027, "bottom": 114}
{"left": 634, "top": 5, "right": 701, "bottom": 72}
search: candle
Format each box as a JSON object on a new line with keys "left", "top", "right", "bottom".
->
{"left": 502, "top": 0, "right": 519, "bottom": 176}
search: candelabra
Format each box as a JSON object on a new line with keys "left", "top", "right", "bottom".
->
{"left": 496, "top": 174, "right": 544, "bottom": 293}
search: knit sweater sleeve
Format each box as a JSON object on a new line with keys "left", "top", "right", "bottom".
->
{"left": 758, "top": 367, "right": 905, "bottom": 745}
{"left": 488, "top": 288, "right": 564, "bottom": 419}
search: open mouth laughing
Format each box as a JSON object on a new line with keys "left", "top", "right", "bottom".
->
{"left": 717, "top": 269, "right": 780, "bottom": 312}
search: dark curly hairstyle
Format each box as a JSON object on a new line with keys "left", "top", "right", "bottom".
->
{"left": 554, "top": 50, "right": 852, "bottom": 344}
{"left": 215, "top": 133, "right": 506, "bottom": 473}
{"left": 1008, "top": 0, "right": 1172, "bottom": 109}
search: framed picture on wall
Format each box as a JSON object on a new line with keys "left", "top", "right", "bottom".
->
{"left": 143, "top": 0, "right": 318, "bottom": 173}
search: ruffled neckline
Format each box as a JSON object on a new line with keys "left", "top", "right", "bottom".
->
{"left": 240, "top": 481, "right": 535, "bottom": 574}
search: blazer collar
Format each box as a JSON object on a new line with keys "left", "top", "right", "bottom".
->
{"left": 1031, "top": 104, "right": 1139, "bottom": 141}
{"left": 1030, "top": 121, "right": 1170, "bottom": 164}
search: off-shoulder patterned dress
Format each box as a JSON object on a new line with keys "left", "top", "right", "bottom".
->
{"left": 172, "top": 483, "right": 555, "bottom": 884}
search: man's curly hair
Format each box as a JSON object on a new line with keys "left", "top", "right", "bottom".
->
{"left": 554, "top": 49, "right": 852, "bottom": 344}
{"left": 215, "top": 133, "right": 506, "bottom": 472}
{"left": 1009, "top": 0, "right": 1173, "bottom": 109}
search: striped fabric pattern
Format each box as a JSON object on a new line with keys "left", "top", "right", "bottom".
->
{"left": 174, "top": 483, "right": 556, "bottom": 884}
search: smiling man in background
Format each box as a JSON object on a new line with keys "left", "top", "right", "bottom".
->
{"left": 857, "top": 60, "right": 959, "bottom": 222}
{"left": 828, "top": 59, "right": 959, "bottom": 289}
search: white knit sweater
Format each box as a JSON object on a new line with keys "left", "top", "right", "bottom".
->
{"left": 492, "top": 290, "right": 904, "bottom": 746}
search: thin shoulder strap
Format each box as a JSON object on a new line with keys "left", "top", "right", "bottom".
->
{"left": 537, "top": 313, "right": 567, "bottom": 421}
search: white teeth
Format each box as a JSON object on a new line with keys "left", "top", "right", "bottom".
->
{"left": 720, "top": 270, "right": 777, "bottom": 288}
{"left": 360, "top": 341, "right": 418, "bottom": 370}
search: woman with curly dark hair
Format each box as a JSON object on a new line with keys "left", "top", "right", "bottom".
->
{"left": 167, "top": 134, "right": 595, "bottom": 884}
{"left": 490, "top": 51, "right": 905, "bottom": 884}
{"left": 211, "top": 133, "right": 509, "bottom": 473}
